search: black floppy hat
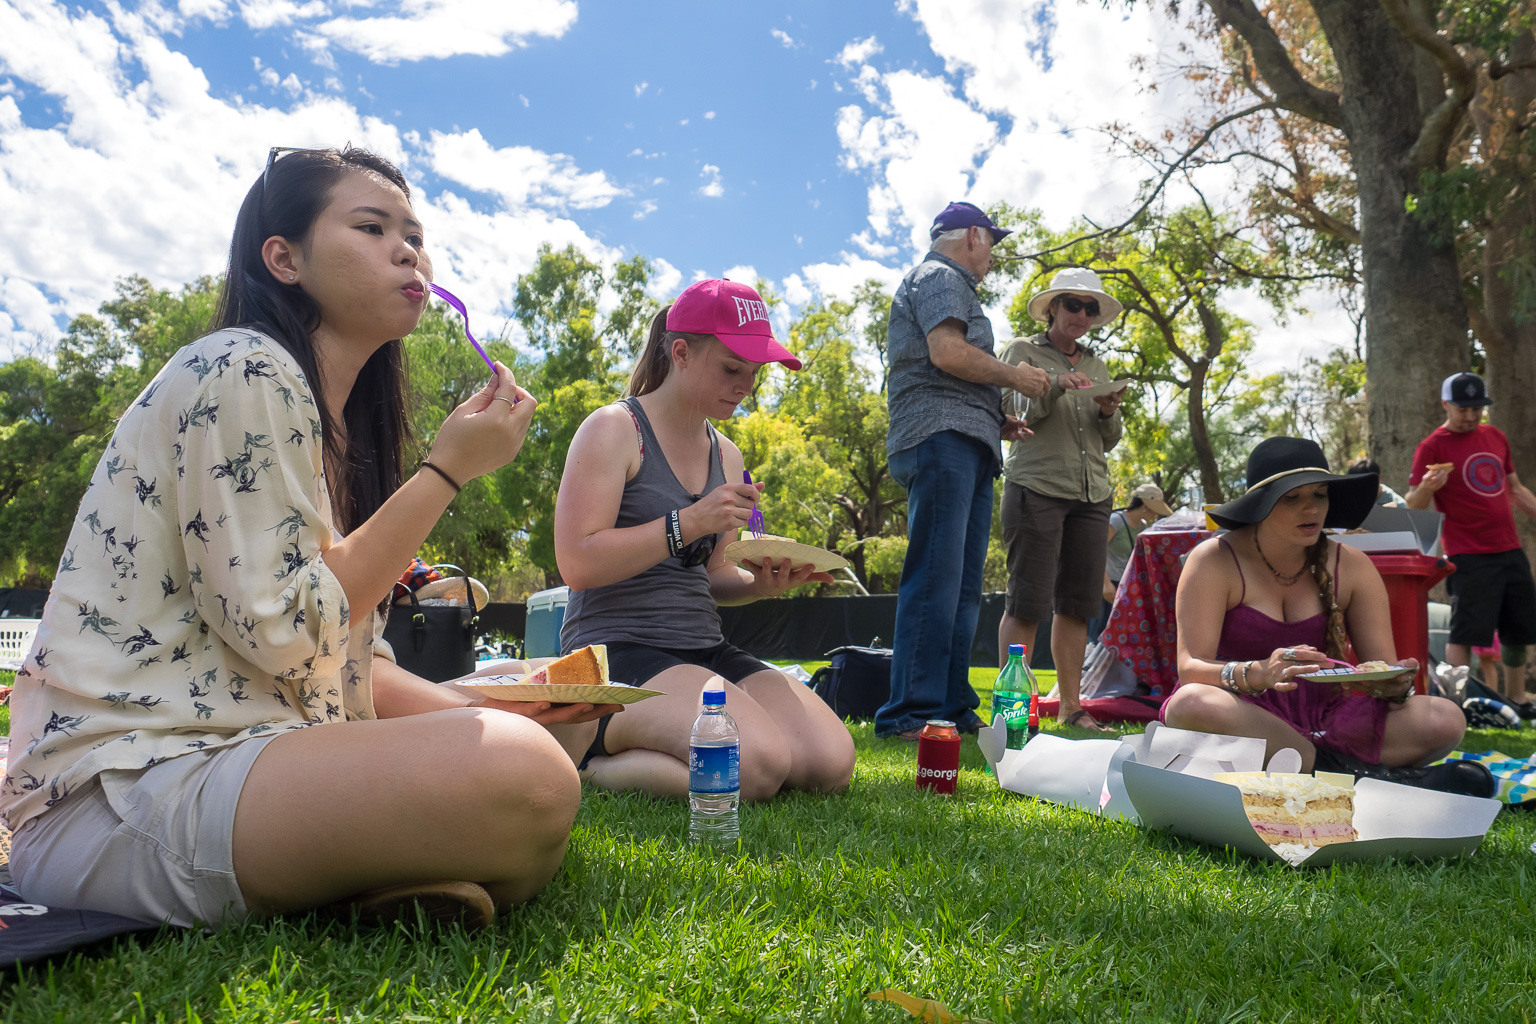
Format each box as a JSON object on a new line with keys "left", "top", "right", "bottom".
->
{"left": 1207, "top": 437, "right": 1379, "bottom": 531}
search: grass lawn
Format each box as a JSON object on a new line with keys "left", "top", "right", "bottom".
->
{"left": 3, "top": 666, "right": 1535, "bottom": 1021}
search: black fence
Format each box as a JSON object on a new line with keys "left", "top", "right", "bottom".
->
{"left": 481, "top": 593, "right": 1056, "bottom": 671}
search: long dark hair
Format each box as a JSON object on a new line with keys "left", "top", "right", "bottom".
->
{"left": 211, "top": 147, "right": 413, "bottom": 534}
{"left": 1305, "top": 536, "right": 1349, "bottom": 660}
{"left": 625, "top": 304, "right": 715, "bottom": 398}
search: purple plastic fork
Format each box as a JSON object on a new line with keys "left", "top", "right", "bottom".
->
{"left": 743, "top": 469, "right": 765, "bottom": 538}
{"left": 429, "top": 283, "right": 497, "bottom": 374}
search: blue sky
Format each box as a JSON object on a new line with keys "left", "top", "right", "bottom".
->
{"left": 0, "top": 0, "right": 1346, "bottom": 367}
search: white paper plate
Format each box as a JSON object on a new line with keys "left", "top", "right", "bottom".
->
{"left": 1069, "top": 378, "right": 1133, "bottom": 399}
{"left": 723, "top": 535, "right": 850, "bottom": 573}
{"left": 1296, "top": 666, "right": 1413, "bottom": 683}
{"left": 452, "top": 676, "right": 661, "bottom": 705}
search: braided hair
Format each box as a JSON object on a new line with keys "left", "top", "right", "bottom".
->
{"left": 1305, "top": 535, "right": 1349, "bottom": 660}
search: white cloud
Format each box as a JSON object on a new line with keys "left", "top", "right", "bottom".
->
{"left": 835, "top": 35, "right": 883, "bottom": 67}
{"left": 238, "top": 0, "right": 326, "bottom": 32}
{"left": 292, "top": 0, "right": 578, "bottom": 64}
{"left": 634, "top": 80, "right": 648, "bottom": 97}
{"left": 633, "top": 199, "right": 657, "bottom": 219}
{"left": 722, "top": 264, "right": 759, "bottom": 286}
{"left": 771, "top": 28, "right": 795, "bottom": 48}
{"left": 697, "top": 163, "right": 723, "bottom": 198}
{"left": 423, "top": 128, "right": 625, "bottom": 209}
{"left": 0, "top": 2, "right": 625, "bottom": 354}
{"left": 649, "top": 257, "right": 682, "bottom": 299}
{"left": 703, "top": 110, "right": 715, "bottom": 120}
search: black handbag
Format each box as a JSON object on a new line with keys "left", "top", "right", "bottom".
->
{"left": 382, "top": 564, "right": 479, "bottom": 683}
{"left": 810, "top": 645, "right": 893, "bottom": 720}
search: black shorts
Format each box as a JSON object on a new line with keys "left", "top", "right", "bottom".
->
{"left": 1000, "top": 483, "right": 1111, "bottom": 621}
{"left": 581, "top": 641, "right": 772, "bottom": 769}
{"left": 1446, "top": 548, "right": 1536, "bottom": 648}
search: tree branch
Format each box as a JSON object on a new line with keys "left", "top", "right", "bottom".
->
{"left": 1204, "top": 0, "right": 1345, "bottom": 129}
{"left": 1376, "top": 0, "right": 1475, "bottom": 170}
{"left": 1003, "top": 100, "right": 1277, "bottom": 263}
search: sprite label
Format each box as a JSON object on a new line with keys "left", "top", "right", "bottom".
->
{"left": 991, "top": 691, "right": 1032, "bottom": 750}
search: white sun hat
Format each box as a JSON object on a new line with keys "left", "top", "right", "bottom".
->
{"left": 1025, "top": 267, "right": 1124, "bottom": 329}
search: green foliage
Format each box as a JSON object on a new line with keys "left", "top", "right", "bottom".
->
{"left": 0, "top": 276, "right": 219, "bottom": 585}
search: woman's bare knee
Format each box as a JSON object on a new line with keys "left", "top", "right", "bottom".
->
{"left": 739, "top": 738, "right": 791, "bottom": 802}
{"left": 1162, "top": 685, "right": 1230, "bottom": 731}
{"left": 791, "top": 731, "right": 856, "bottom": 793}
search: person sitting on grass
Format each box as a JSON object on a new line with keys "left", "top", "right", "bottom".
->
{"left": 553, "top": 280, "right": 856, "bottom": 801}
{"left": 1164, "top": 436, "right": 1494, "bottom": 796}
{"left": 0, "top": 146, "right": 616, "bottom": 933}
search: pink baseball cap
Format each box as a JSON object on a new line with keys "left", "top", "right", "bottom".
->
{"left": 665, "top": 279, "right": 802, "bottom": 370}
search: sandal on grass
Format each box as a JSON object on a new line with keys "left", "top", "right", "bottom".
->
{"left": 1062, "top": 708, "right": 1114, "bottom": 732}
{"left": 343, "top": 880, "right": 496, "bottom": 932}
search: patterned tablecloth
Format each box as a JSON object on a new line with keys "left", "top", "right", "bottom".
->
{"left": 1100, "top": 528, "right": 1212, "bottom": 697}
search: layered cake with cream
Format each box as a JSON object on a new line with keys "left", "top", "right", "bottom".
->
{"left": 1219, "top": 771, "right": 1357, "bottom": 847}
{"left": 523, "top": 644, "right": 608, "bottom": 687}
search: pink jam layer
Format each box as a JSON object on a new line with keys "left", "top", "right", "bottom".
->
{"left": 1252, "top": 822, "right": 1355, "bottom": 839}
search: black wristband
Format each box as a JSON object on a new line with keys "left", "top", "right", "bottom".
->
{"left": 666, "top": 509, "right": 685, "bottom": 557}
{"left": 420, "top": 461, "right": 462, "bottom": 494}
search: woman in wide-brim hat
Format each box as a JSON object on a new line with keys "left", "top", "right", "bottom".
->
{"left": 1164, "top": 437, "right": 1490, "bottom": 794}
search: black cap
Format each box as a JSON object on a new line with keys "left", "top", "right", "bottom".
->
{"left": 1441, "top": 372, "right": 1491, "bottom": 408}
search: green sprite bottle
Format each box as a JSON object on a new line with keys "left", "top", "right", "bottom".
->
{"left": 990, "top": 644, "right": 1036, "bottom": 750}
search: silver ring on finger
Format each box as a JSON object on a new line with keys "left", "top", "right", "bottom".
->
{"left": 1282, "top": 648, "right": 1296, "bottom": 661}
{"left": 493, "top": 396, "right": 514, "bottom": 408}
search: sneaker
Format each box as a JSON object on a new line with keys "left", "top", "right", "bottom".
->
{"left": 1464, "top": 697, "right": 1522, "bottom": 730}
{"left": 344, "top": 880, "right": 496, "bottom": 931}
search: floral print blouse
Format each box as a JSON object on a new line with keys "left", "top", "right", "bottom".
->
{"left": 0, "top": 328, "right": 380, "bottom": 832}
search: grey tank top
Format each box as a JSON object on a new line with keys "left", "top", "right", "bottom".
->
{"left": 560, "top": 398, "right": 728, "bottom": 653}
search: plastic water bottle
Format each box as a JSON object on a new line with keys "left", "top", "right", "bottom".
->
{"left": 689, "top": 679, "right": 741, "bottom": 847}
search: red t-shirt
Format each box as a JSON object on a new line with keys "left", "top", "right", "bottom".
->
{"left": 1409, "top": 423, "right": 1519, "bottom": 556}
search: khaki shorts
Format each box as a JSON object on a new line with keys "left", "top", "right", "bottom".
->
{"left": 9, "top": 734, "right": 277, "bottom": 929}
{"left": 1001, "top": 483, "right": 1111, "bottom": 621}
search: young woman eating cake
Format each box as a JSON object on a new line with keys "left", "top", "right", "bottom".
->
{"left": 1166, "top": 436, "right": 1493, "bottom": 796}
{"left": 1, "top": 147, "right": 614, "bottom": 931}
{"left": 554, "top": 280, "right": 856, "bottom": 801}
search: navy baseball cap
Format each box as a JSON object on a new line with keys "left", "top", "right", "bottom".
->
{"left": 1441, "top": 372, "right": 1491, "bottom": 407}
{"left": 929, "top": 201, "right": 1011, "bottom": 243}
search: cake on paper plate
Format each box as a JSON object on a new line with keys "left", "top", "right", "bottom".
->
{"left": 523, "top": 644, "right": 608, "bottom": 687}
{"left": 1216, "top": 771, "right": 1358, "bottom": 849}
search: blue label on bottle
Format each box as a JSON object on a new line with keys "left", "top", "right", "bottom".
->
{"left": 689, "top": 743, "right": 740, "bottom": 794}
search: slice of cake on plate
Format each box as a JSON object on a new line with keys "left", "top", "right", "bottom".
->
{"left": 523, "top": 644, "right": 608, "bottom": 687}
{"left": 1218, "top": 771, "right": 1358, "bottom": 848}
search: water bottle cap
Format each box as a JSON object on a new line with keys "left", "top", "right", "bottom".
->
{"left": 702, "top": 682, "right": 726, "bottom": 706}
{"left": 1008, "top": 644, "right": 1024, "bottom": 657}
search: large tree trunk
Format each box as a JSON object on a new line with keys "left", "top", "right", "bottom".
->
{"left": 1310, "top": 0, "right": 1468, "bottom": 486}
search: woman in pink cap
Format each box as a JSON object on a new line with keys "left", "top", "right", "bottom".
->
{"left": 554, "top": 279, "right": 856, "bottom": 800}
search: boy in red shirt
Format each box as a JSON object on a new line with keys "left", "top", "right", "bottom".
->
{"left": 1408, "top": 372, "right": 1536, "bottom": 718}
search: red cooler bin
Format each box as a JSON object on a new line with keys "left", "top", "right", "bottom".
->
{"left": 1365, "top": 552, "right": 1455, "bottom": 695}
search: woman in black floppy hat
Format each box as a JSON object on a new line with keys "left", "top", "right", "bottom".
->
{"left": 1165, "top": 437, "right": 1491, "bottom": 795}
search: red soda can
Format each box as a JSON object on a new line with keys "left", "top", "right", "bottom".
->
{"left": 915, "top": 719, "right": 961, "bottom": 795}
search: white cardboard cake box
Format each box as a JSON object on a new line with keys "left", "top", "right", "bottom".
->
{"left": 980, "top": 721, "right": 1502, "bottom": 866}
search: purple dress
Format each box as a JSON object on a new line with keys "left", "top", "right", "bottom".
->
{"left": 1159, "top": 539, "right": 1389, "bottom": 763}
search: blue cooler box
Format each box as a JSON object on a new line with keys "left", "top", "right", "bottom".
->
{"left": 525, "top": 586, "right": 570, "bottom": 659}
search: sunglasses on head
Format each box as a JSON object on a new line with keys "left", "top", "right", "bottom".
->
{"left": 679, "top": 533, "right": 718, "bottom": 568}
{"left": 1057, "top": 296, "right": 1101, "bottom": 318}
{"left": 263, "top": 146, "right": 325, "bottom": 192}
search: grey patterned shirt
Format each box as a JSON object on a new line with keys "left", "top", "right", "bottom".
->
{"left": 885, "top": 251, "right": 1004, "bottom": 470}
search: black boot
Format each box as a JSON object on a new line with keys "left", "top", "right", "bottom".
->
{"left": 1311, "top": 746, "right": 1496, "bottom": 799}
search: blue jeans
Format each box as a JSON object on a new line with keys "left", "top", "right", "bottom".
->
{"left": 876, "top": 431, "right": 994, "bottom": 737}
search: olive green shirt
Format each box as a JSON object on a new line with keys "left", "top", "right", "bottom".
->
{"left": 999, "top": 333, "right": 1123, "bottom": 502}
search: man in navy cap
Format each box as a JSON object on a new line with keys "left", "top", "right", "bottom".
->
{"left": 1408, "top": 371, "right": 1536, "bottom": 720}
{"left": 876, "top": 201, "right": 1084, "bottom": 740}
